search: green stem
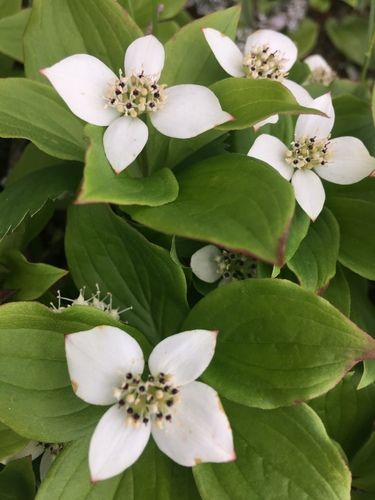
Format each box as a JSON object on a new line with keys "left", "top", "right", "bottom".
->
{"left": 361, "top": 0, "right": 375, "bottom": 81}
{"left": 152, "top": 0, "right": 158, "bottom": 37}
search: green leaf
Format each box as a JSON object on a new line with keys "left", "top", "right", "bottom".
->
{"left": 0, "top": 8, "right": 31, "bottom": 62}
{"left": 182, "top": 278, "right": 375, "bottom": 409}
{"left": 0, "top": 163, "right": 82, "bottom": 240}
{"left": 326, "top": 15, "right": 375, "bottom": 68}
{"left": 0, "top": 79, "right": 85, "bottom": 161}
{"left": 161, "top": 6, "right": 241, "bottom": 86}
{"left": 65, "top": 204, "right": 189, "bottom": 344}
{"left": 332, "top": 95, "right": 375, "bottom": 156}
{"left": 344, "top": 269, "right": 375, "bottom": 389}
{"left": 1, "top": 250, "right": 67, "bottom": 300}
{"left": 0, "top": 0, "right": 21, "bottom": 19}
{"left": 288, "top": 18, "right": 319, "bottom": 58}
{"left": 351, "top": 432, "right": 375, "bottom": 492}
{"left": 0, "top": 423, "right": 29, "bottom": 461}
{"left": 37, "top": 436, "right": 199, "bottom": 500}
{"left": 194, "top": 401, "right": 351, "bottom": 500}
{"left": 309, "top": 372, "right": 375, "bottom": 457}
{"left": 287, "top": 208, "right": 340, "bottom": 292}
{"left": 24, "top": 0, "right": 142, "bottom": 82}
{"left": 126, "top": 154, "right": 295, "bottom": 265}
{"left": 284, "top": 205, "right": 310, "bottom": 262}
{"left": 77, "top": 125, "right": 179, "bottom": 206}
{"left": 0, "top": 301, "right": 148, "bottom": 442}
{"left": 119, "top": 0, "right": 186, "bottom": 28}
{"left": 322, "top": 263, "right": 351, "bottom": 315}
{"left": 326, "top": 179, "right": 375, "bottom": 280}
{"left": 5, "top": 144, "right": 60, "bottom": 186}
{"left": 0, "top": 458, "right": 35, "bottom": 500}
{"left": 210, "top": 78, "right": 323, "bottom": 130}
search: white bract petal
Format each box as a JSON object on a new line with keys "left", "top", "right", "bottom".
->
{"left": 292, "top": 169, "right": 326, "bottom": 220}
{"left": 295, "top": 93, "right": 334, "bottom": 140}
{"left": 148, "top": 330, "right": 218, "bottom": 385}
{"left": 304, "top": 54, "right": 332, "bottom": 73}
{"left": 281, "top": 79, "right": 313, "bottom": 107}
{"left": 0, "top": 441, "right": 44, "bottom": 465}
{"left": 65, "top": 326, "right": 144, "bottom": 405}
{"left": 248, "top": 134, "right": 293, "bottom": 180}
{"left": 39, "top": 448, "right": 55, "bottom": 481}
{"left": 41, "top": 54, "right": 119, "bottom": 126}
{"left": 314, "top": 136, "right": 375, "bottom": 184}
{"left": 125, "top": 35, "right": 165, "bottom": 80}
{"left": 190, "top": 244, "right": 222, "bottom": 283}
{"left": 151, "top": 381, "right": 235, "bottom": 466}
{"left": 244, "top": 29, "right": 297, "bottom": 72}
{"left": 103, "top": 116, "right": 148, "bottom": 173}
{"left": 150, "top": 84, "right": 233, "bottom": 138}
{"left": 89, "top": 404, "right": 151, "bottom": 481}
{"left": 202, "top": 28, "right": 245, "bottom": 77}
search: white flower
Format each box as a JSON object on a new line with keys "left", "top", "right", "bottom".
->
{"left": 65, "top": 326, "right": 235, "bottom": 481}
{"left": 41, "top": 35, "right": 232, "bottom": 173}
{"left": 190, "top": 244, "right": 257, "bottom": 284}
{"left": 1, "top": 441, "right": 63, "bottom": 480}
{"left": 248, "top": 93, "right": 375, "bottom": 220}
{"left": 304, "top": 54, "right": 336, "bottom": 86}
{"left": 202, "top": 28, "right": 313, "bottom": 128}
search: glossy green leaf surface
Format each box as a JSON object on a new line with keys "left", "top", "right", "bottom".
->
{"left": 0, "top": 163, "right": 82, "bottom": 240}
{"left": 0, "top": 8, "right": 31, "bottom": 61}
{"left": 77, "top": 126, "right": 179, "bottom": 206}
{"left": 288, "top": 208, "right": 340, "bottom": 292}
{"left": 65, "top": 204, "right": 189, "bottom": 344}
{"left": 194, "top": 401, "right": 351, "bottom": 500}
{"left": 1, "top": 250, "right": 67, "bottom": 300}
{"left": 211, "top": 78, "right": 323, "bottom": 130}
{"left": 0, "top": 423, "right": 29, "bottom": 461}
{"left": 0, "top": 458, "right": 35, "bottom": 500}
{"left": 127, "top": 154, "right": 295, "bottom": 265}
{"left": 326, "top": 179, "right": 375, "bottom": 280}
{"left": 309, "top": 373, "right": 375, "bottom": 457}
{"left": 0, "top": 79, "right": 85, "bottom": 161}
{"left": 183, "top": 279, "right": 375, "bottom": 408}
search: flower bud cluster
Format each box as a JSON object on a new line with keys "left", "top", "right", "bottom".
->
{"left": 285, "top": 136, "right": 331, "bottom": 170}
{"left": 243, "top": 45, "right": 287, "bottom": 81}
{"left": 105, "top": 71, "right": 167, "bottom": 117}
{"left": 114, "top": 372, "right": 180, "bottom": 429}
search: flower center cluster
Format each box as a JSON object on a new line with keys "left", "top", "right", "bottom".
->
{"left": 285, "top": 136, "right": 331, "bottom": 170}
{"left": 242, "top": 45, "right": 288, "bottom": 80}
{"left": 114, "top": 372, "right": 179, "bottom": 428}
{"left": 309, "top": 67, "right": 336, "bottom": 86}
{"left": 214, "top": 250, "right": 257, "bottom": 282}
{"left": 105, "top": 71, "right": 167, "bottom": 118}
{"left": 44, "top": 443, "right": 64, "bottom": 457}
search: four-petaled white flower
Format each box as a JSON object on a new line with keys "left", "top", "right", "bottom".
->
{"left": 202, "top": 28, "right": 313, "bottom": 128}
{"left": 191, "top": 244, "right": 257, "bottom": 285}
{"left": 65, "top": 326, "right": 235, "bottom": 481}
{"left": 304, "top": 55, "right": 336, "bottom": 86}
{"left": 248, "top": 93, "right": 375, "bottom": 220}
{"left": 42, "top": 35, "right": 232, "bottom": 173}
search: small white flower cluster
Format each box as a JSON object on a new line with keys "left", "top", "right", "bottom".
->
{"left": 50, "top": 284, "right": 132, "bottom": 321}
